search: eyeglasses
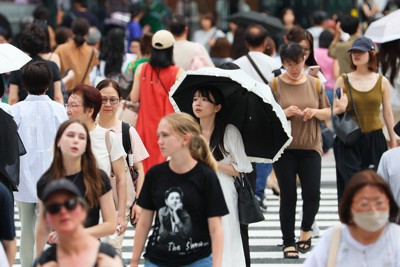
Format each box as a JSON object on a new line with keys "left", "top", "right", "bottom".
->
{"left": 65, "top": 103, "right": 81, "bottom": 110}
{"left": 102, "top": 98, "right": 119, "bottom": 105}
{"left": 353, "top": 199, "right": 388, "bottom": 210}
{"left": 45, "top": 198, "right": 79, "bottom": 215}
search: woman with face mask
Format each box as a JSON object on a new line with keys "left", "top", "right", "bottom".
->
{"left": 304, "top": 170, "right": 400, "bottom": 267}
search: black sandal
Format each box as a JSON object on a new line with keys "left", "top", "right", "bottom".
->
{"left": 297, "top": 237, "right": 312, "bottom": 253}
{"left": 282, "top": 245, "right": 299, "bottom": 259}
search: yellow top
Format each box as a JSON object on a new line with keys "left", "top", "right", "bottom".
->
{"left": 343, "top": 74, "right": 384, "bottom": 133}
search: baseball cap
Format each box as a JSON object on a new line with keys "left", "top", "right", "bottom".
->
{"left": 152, "top": 30, "right": 175, "bottom": 49}
{"left": 348, "top": 36, "right": 375, "bottom": 52}
{"left": 42, "top": 178, "right": 82, "bottom": 203}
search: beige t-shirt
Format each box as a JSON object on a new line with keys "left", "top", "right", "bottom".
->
{"left": 272, "top": 75, "right": 330, "bottom": 155}
{"left": 55, "top": 41, "right": 99, "bottom": 90}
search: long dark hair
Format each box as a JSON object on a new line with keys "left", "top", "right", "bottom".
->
{"left": 379, "top": 39, "right": 400, "bottom": 85}
{"left": 42, "top": 119, "right": 103, "bottom": 208}
{"left": 195, "top": 86, "right": 228, "bottom": 161}
{"left": 149, "top": 47, "right": 174, "bottom": 68}
{"left": 100, "top": 27, "right": 125, "bottom": 76}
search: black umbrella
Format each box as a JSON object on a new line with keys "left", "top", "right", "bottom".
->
{"left": 227, "top": 11, "right": 284, "bottom": 36}
{"left": 0, "top": 108, "right": 26, "bottom": 191}
{"left": 169, "top": 67, "right": 292, "bottom": 162}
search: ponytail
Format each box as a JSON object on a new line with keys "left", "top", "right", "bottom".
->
{"left": 189, "top": 135, "right": 218, "bottom": 172}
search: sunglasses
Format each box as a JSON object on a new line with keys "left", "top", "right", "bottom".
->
{"left": 45, "top": 198, "right": 79, "bottom": 215}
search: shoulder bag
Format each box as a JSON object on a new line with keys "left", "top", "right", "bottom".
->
{"left": 246, "top": 54, "right": 269, "bottom": 85}
{"left": 327, "top": 223, "right": 342, "bottom": 267}
{"left": 332, "top": 74, "right": 362, "bottom": 146}
{"left": 234, "top": 173, "right": 265, "bottom": 224}
{"left": 105, "top": 130, "right": 136, "bottom": 212}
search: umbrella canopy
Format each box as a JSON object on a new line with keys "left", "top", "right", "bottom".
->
{"left": 0, "top": 43, "right": 32, "bottom": 74}
{"left": 364, "top": 9, "right": 400, "bottom": 43}
{"left": 227, "top": 11, "right": 284, "bottom": 36}
{"left": 169, "top": 67, "right": 292, "bottom": 163}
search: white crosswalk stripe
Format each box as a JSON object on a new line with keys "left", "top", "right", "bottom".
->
{"left": 12, "top": 155, "right": 339, "bottom": 266}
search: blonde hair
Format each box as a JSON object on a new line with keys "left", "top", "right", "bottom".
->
{"left": 162, "top": 113, "right": 218, "bottom": 172}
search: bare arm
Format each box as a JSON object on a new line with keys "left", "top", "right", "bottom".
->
{"left": 8, "top": 84, "right": 19, "bottom": 105}
{"left": 381, "top": 77, "right": 397, "bottom": 148}
{"left": 208, "top": 216, "right": 224, "bottom": 267}
{"left": 332, "top": 76, "right": 348, "bottom": 115}
{"left": 1, "top": 239, "right": 16, "bottom": 266}
{"left": 112, "top": 157, "right": 128, "bottom": 234}
{"left": 133, "top": 161, "right": 145, "bottom": 197}
{"left": 35, "top": 201, "right": 51, "bottom": 256}
{"left": 130, "top": 209, "right": 154, "bottom": 267}
{"left": 130, "top": 64, "right": 143, "bottom": 103}
{"left": 53, "top": 81, "right": 64, "bottom": 105}
{"left": 333, "top": 59, "right": 340, "bottom": 80}
{"left": 85, "top": 191, "right": 117, "bottom": 237}
{"left": 218, "top": 162, "right": 240, "bottom": 177}
{"left": 131, "top": 161, "right": 145, "bottom": 224}
{"left": 303, "top": 107, "right": 331, "bottom": 121}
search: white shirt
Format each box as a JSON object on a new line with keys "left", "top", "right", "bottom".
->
{"left": 378, "top": 147, "right": 400, "bottom": 207}
{"left": 11, "top": 95, "right": 68, "bottom": 202}
{"left": 304, "top": 223, "right": 400, "bottom": 267}
{"left": 89, "top": 125, "right": 126, "bottom": 177}
{"left": 0, "top": 245, "right": 8, "bottom": 267}
{"left": 173, "top": 40, "right": 214, "bottom": 70}
{"left": 192, "top": 27, "right": 225, "bottom": 52}
{"left": 0, "top": 102, "right": 11, "bottom": 113}
{"left": 234, "top": 51, "right": 281, "bottom": 84}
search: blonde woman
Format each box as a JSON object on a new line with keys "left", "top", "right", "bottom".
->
{"left": 130, "top": 113, "right": 228, "bottom": 267}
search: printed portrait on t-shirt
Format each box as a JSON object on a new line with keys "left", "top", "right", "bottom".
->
{"left": 157, "top": 186, "right": 192, "bottom": 251}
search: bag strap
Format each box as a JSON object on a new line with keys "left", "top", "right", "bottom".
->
{"left": 81, "top": 48, "right": 95, "bottom": 83}
{"left": 343, "top": 73, "right": 363, "bottom": 132}
{"left": 327, "top": 223, "right": 342, "bottom": 267}
{"left": 315, "top": 78, "right": 324, "bottom": 108}
{"left": 105, "top": 130, "right": 112, "bottom": 161}
{"left": 122, "top": 122, "right": 132, "bottom": 154}
{"left": 246, "top": 54, "right": 269, "bottom": 84}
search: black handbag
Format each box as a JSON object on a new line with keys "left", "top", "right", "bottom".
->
{"left": 234, "top": 173, "right": 265, "bottom": 225}
{"left": 321, "top": 121, "right": 334, "bottom": 153}
{"left": 333, "top": 74, "right": 362, "bottom": 146}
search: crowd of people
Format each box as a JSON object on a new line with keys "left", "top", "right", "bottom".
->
{"left": 1, "top": 1, "right": 400, "bottom": 266}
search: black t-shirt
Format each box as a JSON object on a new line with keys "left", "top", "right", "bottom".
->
{"left": 138, "top": 161, "right": 229, "bottom": 266}
{"left": 0, "top": 182, "right": 15, "bottom": 240}
{"left": 37, "top": 170, "right": 111, "bottom": 228}
{"left": 9, "top": 55, "right": 61, "bottom": 101}
{"left": 33, "top": 242, "right": 118, "bottom": 266}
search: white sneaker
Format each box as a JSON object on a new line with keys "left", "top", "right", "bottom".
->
{"left": 298, "top": 210, "right": 320, "bottom": 237}
{"left": 312, "top": 221, "right": 320, "bottom": 237}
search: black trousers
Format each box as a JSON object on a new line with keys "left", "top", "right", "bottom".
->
{"left": 273, "top": 149, "right": 321, "bottom": 246}
{"left": 333, "top": 129, "right": 387, "bottom": 205}
{"left": 240, "top": 163, "right": 256, "bottom": 267}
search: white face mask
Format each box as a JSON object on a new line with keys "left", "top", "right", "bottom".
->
{"left": 351, "top": 210, "right": 389, "bottom": 232}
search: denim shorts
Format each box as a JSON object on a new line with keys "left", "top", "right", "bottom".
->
{"left": 144, "top": 254, "right": 212, "bottom": 267}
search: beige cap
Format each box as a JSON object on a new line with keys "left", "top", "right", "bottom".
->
{"left": 152, "top": 30, "right": 175, "bottom": 49}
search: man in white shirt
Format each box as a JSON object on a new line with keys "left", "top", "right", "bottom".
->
{"left": 11, "top": 62, "right": 68, "bottom": 267}
{"left": 170, "top": 14, "right": 214, "bottom": 71}
{"left": 233, "top": 24, "right": 281, "bottom": 267}
{"left": 65, "top": 83, "right": 127, "bottom": 254}
{"left": 307, "top": 10, "right": 330, "bottom": 49}
{"left": 234, "top": 24, "right": 281, "bottom": 84}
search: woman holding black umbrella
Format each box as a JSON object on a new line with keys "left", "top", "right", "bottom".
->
{"left": 192, "top": 85, "right": 253, "bottom": 267}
